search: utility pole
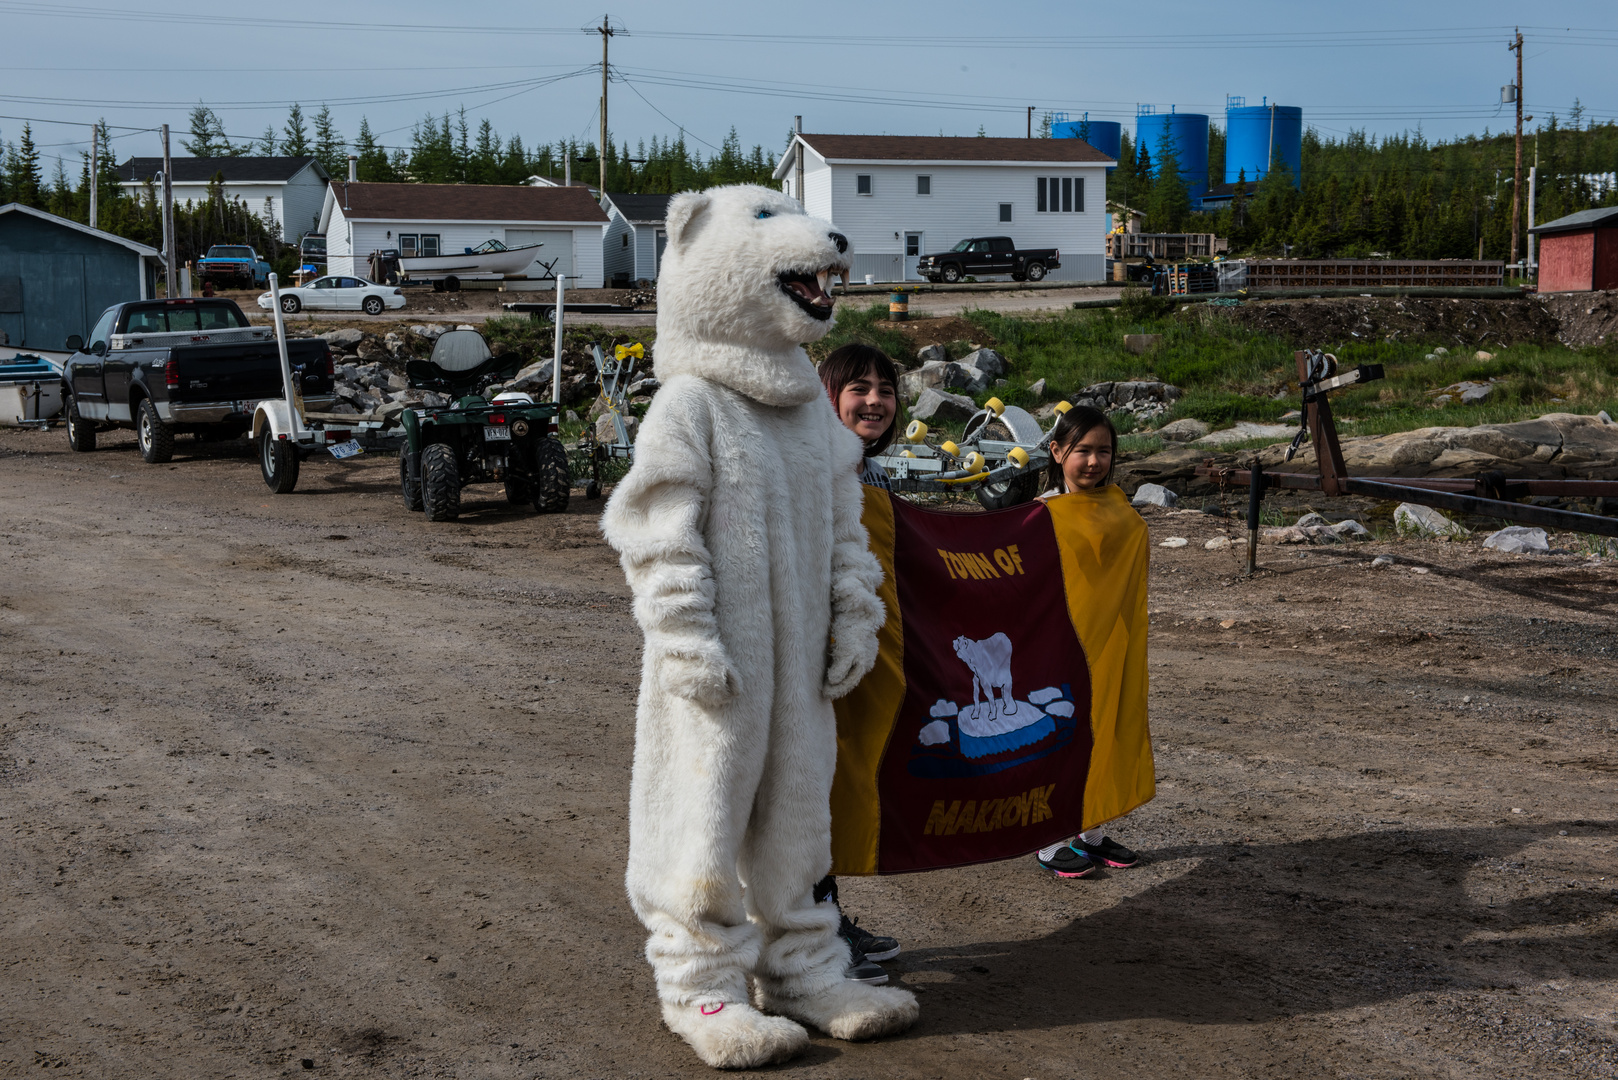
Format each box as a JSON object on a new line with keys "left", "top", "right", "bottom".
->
{"left": 1509, "top": 27, "right": 1523, "bottom": 273}
{"left": 596, "top": 14, "right": 615, "bottom": 199}
{"left": 1027, "top": 106, "right": 1035, "bottom": 139}
{"left": 161, "top": 123, "right": 176, "bottom": 297}
{"left": 88, "top": 123, "right": 98, "bottom": 230}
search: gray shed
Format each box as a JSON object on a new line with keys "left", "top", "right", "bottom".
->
{"left": 0, "top": 204, "right": 161, "bottom": 351}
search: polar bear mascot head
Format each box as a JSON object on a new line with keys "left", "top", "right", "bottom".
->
{"left": 653, "top": 184, "right": 852, "bottom": 407}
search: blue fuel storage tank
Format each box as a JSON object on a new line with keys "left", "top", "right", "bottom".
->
{"left": 1134, "top": 106, "right": 1210, "bottom": 202}
{"left": 1052, "top": 112, "right": 1121, "bottom": 166}
{"left": 1225, "top": 99, "right": 1303, "bottom": 187}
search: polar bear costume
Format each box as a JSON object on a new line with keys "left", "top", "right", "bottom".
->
{"left": 602, "top": 184, "right": 919, "bottom": 1068}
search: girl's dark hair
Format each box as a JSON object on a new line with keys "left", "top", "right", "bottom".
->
{"left": 1045, "top": 404, "right": 1119, "bottom": 493}
{"left": 818, "top": 343, "right": 901, "bottom": 457}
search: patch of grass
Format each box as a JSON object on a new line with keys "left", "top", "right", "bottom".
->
{"left": 811, "top": 301, "right": 917, "bottom": 365}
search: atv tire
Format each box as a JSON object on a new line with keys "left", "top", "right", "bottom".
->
{"left": 420, "top": 442, "right": 460, "bottom": 521}
{"left": 398, "top": 443, "right": 424, "bottom": 511}
{"left": 532, "top": 435, "right": 570, "bottom": 514}
{"left": 504, "top": 476, "right": 531, "bottom": 506}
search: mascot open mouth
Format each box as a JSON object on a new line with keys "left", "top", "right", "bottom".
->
{"left": 778, "top": 268, "right": 844, "bottom": 321}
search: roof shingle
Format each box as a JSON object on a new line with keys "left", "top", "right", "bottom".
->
{"left": 1529, "top": 207, "right": 1618, "bottom": 236}
{"left": 605, "top": 192, "right": 671, "bottom": 223}
{"left": 117, "top": 156, "right": 325, "bottom": 184}
{"left": 335, "top": 183, "right": 608, "bottom": 223}
{"left": 797, "top": 133, "right": 1114, "bottom": 165}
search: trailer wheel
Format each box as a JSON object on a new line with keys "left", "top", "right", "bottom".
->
{"left": 1025, "top": 261, "right": 1047, "bottom": 282}
{"left": 136, "top": 398, "right": 174, "bottom": 464}
{"left": 420, "top": 442, "right": 460, "bottom": 521}
{"left": 443, "top": 275, "right": 460, "bottom": 293}
{"left": 258, "top": 427, "right": 300, "bottom": 493}
{"left": 398, "top": 443, "right": 423, "bottom": 511}
{"left": 532, "top": 435, "right": 570, "bottom": 514}
{"left": 65, "top": 391, "right": 96, "bottom": 452}
{"left": 975, "top": 472, "right": 1041, "bottom": 511}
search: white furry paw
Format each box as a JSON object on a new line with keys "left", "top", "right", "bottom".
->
{"left": 658, "top": 649, "right": 741, "bottom": 708}
{"left": 660, "top": 1000, "right": 809, "bottom": 1069}
{"left": 823, "top": 630, "right": 879, "bottom": 700}
{"left": 756, "top": 979, "right": 919, "bottom": 1042}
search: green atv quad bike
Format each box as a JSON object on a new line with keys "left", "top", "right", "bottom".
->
{"left": 398, "top": 328, "right": 570, "bottom": 522}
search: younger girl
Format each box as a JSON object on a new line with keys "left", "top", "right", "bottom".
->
{"left": 1033, "top": 405, "right": 1143, "bottom": 879}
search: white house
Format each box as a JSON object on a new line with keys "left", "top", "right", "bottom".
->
{"left": 318, "top": 182, "right": 608, "bottom": 288}
{"left": 773, "top": 134, "right": 1114, "bottom": 283}
{"left": 116, "top": 156, "right": 330, "bottom": 242}
{"left": 601, "top": 192, "right": 670, "bottom": 285}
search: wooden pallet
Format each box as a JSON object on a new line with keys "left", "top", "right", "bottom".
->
{"left": 1244, "top": 260, "right": 1504, "bottom": 288}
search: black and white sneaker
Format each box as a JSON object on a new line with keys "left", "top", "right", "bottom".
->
{"left": 1071, "top": 835, "right": 1140, "bottom": 868}
{"left": 1036, "top": 841, "right": 1098, "bottom": 879}
{"left": 840, "top": 913, "right": 900, "bottom": 963}
{"left": 845, "top": 949, "right": 889, "bottom": 985}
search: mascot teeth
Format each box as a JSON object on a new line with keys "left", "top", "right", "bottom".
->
{"left": 778, "top": 267, "right": 841, "bottom": 321}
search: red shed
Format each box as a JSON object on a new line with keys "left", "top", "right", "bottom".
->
{"left": 1531, "top": 207, "right": 1618, "bottom": 293}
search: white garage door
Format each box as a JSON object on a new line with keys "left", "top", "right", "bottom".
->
{"left": 504, "top": 229, "right": 573, "bottom": 285}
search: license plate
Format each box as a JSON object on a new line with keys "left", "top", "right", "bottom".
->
{"left": 484, "top": 424, "right": 511, "bottom": 441}
{"left": 328, "top": 440, "right": 363, "bottom": 459}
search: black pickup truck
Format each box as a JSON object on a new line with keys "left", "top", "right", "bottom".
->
{"left": 60, "top": 297, "right": 334, "bottom": 463}
{"left": 916, "top": 237, "right": 1060, "bottom": 283}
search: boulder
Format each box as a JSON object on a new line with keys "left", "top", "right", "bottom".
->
{"left": 321, "top": 328, "right": 364, "bottom": 349}
{"left": 1483, "top": 525, "right": 1550, "bottom": 554}
{"left": 946, "top": 362, "right": 994, "bottom": 395}
{"left": 910, "top": 387, "right": 978, "bottom": 424}
{"left": 1192, "top": 422, "right": 1298, "bottom": 447}
{"left": 595, "top": 412, "right": 638, "bottom": 444}
{"left": 385, "top": 371, "right": 408, "bottom": 391}
{"left": 1394, "top": 502, "right": 1470, "bottom": 538}
{"left": 1123, "top": 334, "right": 1162, "bottom": 354}
{"left": 357, "top": 340, "right": 389, "bottom": 362}
{"left": 1157, "top": 418, "right": 1209, "bottom": 442}
{"left": 337, "top": 363, "right": 359, "bottom": 382}
{"left": 409, "top": 324, "right": 445, "bottom": 342}
{"left": 1131, "top": 483, "right": 1178, "bottom": 508}
{"left": 1026, "top": 378, "right": 1047, "bottom": 399}
{"left": 961, "top": 348, "right": 1007, "bottom": 377}
{"left": 627, "top": 377, "right": 661, "bottom": 396}
{"left": 899, "top": 361, "right": 951, "bottom": 400}
{"left": 916, "top": 344, "right": 947, "bottom": 366}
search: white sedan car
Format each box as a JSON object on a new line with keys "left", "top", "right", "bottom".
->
{"left": 257, "top": 275, "right": 406, "bottom": 316}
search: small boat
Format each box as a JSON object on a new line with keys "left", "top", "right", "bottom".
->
{"left": 399, "top": 238, "right": 544, "bottom": 284}
{"left": 0, "top": 350, "right": 64, "bottom": 425}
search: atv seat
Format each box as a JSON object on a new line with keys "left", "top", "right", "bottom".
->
{"left": 406, "top": 328, "right": 520, "bottom": 394}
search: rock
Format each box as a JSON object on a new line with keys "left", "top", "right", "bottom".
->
{"left": 1280, "top": 410, "right": 1302, "bottom": 421}
{"left": 916, "top": 344, "right": 946, "bottom": 366}
{"left": 510, "top": 359, "right": 556, "bottom": 388}
{"left": 376, "top": 401, "right": 407, "bottom": 420}
{"left": 321, "top": 328, "right": 364, "bottom": 349}
{"left": 1483, "top": 525, "right": 1550, "bottom": 554}
{"left": 332, "top": 384, "right": 366, "bottom": 404}
{"left": 1123, "top": 334, "right": 1162, "bottom": 354}
{"left": 1263, "top": 526, "right": 1310, "bottom": 544}
{"left": 1204, "top": 536, "right": 1231, "bottom": 550}
{"left": 1433, "top": 347, "right": 1449, "bottom": 356}
{"left": 383, "top": 332, "right": 403, "bottom": 351}
{"left": 329, "top": 402, "right": 360, "bottom": 415}
{"left": 1158, "top": 537, "right": 1189, "bottom": 548}
{"left": 627, "top": 377, "right": 661, "bottom": 396}
{"left": 385, "top": 371, "right": 408, "bottom": 391}
{"left": 1328, "top": 519, "right": 1372, "bottom": 540}
{"left": 421, "top": 392, "right": 449, "bottom": 409}
{"left": 595, "top": 412, "right": 637, "bottom": 443}
{"left": 357, "top": 340, "right": 389, "bottom": 362}
{"left": 1600, "top": 411, "right": 1614, "bottom": 425}
{"left": 409, "top": 324, "right": 445, "bottom": 342}
{"left": 1157, "top": 418, "right": 1210, "bottom": 442}
{"left": 1131, "top": 483, "right": 1178, "bottom": 508}
{"left": 565, "top": 410, "right": 580, "bottom": 424}
{"left": 337, "top": 363, "right": 359, "bottom": 381}
{"left": 1027, "top": 378, "right": 1047, "bottom": 399}
{"left": 899, "top": 361, "right": 951, "bottom": 400}
{"left": 910, "top": 387, "right": 978, "bottom": 424}
{"left": 1265, "top": 518, "right": 1370, "bottom": 544}
{"left": 1371, "top": 555, "right": 1395, "bottom": 569}
{"left": 1193, "top": 422, "right": 1298, "bottom": 447}
{"left": 1295, "top": 512, "right": 1331, "bottom": 528}
{"left": 457, "top": 323, "right": 476, "bottom": 331}
{"left": 960, "top": 348, "right": 1007, "bottom": 377}
{"left": 1475, "top": 350, "right": 1496, "bottom": 360}
{"left": 948, "top": 363, "right": 995, "bottom": 395}
{"left": 1395, "top": 502, "right": 1470, "bottom": 538}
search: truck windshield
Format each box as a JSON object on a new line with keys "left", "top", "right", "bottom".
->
{"left": 950, "top": 239, "right": 974, "bottom": 252}
{"left": 208, "top": 247, "right": 253, "bottom": 258}
{"left": 122, "top": 303, "right": 248, "bottom": 333}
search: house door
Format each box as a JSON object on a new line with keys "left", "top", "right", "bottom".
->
{"left": 654, "top": 230, "right": 667, "bottom": 279}
{"left": 504, "top": 229, "right": 573, "bottom": 287}
{"left": 903, "top": 232, "right": 925, "bottom": 281}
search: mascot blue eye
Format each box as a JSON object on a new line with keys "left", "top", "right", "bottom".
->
{"left": 755, "top": 210, "right": 772, "bottom": 219}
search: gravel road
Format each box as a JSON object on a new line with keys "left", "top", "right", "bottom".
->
{"left": 3, "top": 425, "right": 1616, "bottom": 1079}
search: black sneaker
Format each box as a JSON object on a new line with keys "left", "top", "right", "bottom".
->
{"left": 1036, "top": 843, "right": 1097, "bottom": 878}
{"left": 1071, "top": 836, "right": 1139, "bottom": 868}
{"left": 840, "top": 913, "right": 900, "bottom": 963}
{"left": 845, "top": 949, "right": 889, "bottom": 985}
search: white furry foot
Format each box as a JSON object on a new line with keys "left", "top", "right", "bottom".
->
{"left": 755, "top": 978, "right": 920, "bottom": 1042}
{"left": 661, "top": 1000, "right": 809, "bottom": 1069}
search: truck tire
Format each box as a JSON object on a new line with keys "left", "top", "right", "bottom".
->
{"left": 280, "top": 295, "right": 302, "bottom": 314}
{"left": 532, "top": 435, "right": 570, "bottom": 514}
{"left": 398, "top": 443, "right": 423, "bottom": 511}
{"left": 362, "top": 296, "right": 385, "bottom": 315}
{"left": 421, "top": 442, "right": 460, "bottom": 521}
{"left": 941, "top": 264, "right": 963, "bottom": 284}
{"left": 258, "top": 427, "right": 300, "bottom": 493}
{"left": 65, "top": 391, "right": 96, "bottom": 452}
{"left": 1025, "top": 261, "right": 1047, "bottom": 281}
{"left": 975, "top": 472, "right": 1042, "bottom": 511}
{"left": 136, "top": 398, "right": 174, "bottom": 464}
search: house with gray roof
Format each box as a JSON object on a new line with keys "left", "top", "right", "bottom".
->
{"left": 601, "top": 192, "right": 671, "bottom": 286}
{"left": 116, "top": 156, "right": 330, "bottom": 242}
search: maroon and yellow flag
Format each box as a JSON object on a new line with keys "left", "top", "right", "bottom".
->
{"left": 830, "top": 486, "right": 1154, "bottom": 875}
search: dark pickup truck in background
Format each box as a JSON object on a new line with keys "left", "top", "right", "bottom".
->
{"left": 61, "top": 298, "right": 334, "bottom": 463}
{"left": 917, "top": 237, "right": 1060, "bottom": 283}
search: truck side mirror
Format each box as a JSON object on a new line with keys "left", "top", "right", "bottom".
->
{"left": 65, "top": 334, "right": 84, "bottom": 352}
{"left": 92, "top": 341, "right": 108, "bottom": 356}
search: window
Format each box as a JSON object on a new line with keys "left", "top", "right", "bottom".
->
{"left": 905, "top": 234, "right": 921, "bottom": 257}
{"left": 968, "top": 239, "right": 991, "bottom": 253}
{"left": 419, "top": 234, "right": 441, "bottom": 258}
{"left": 989, "top": 238, "right": 1014, "bottom": 253}
{"left": 999, "top": 203, "right": 1013, "bottom": 223}
{"left": 622, "top": 233, "right": 630, "bottom": 248}
{"left": 856, "top": 174, "right": 872, "bottom": 195}
{"left": 916, "top": 174, "right": 931, "bottom": 196}
{"left": 399, "top": 233, "right": 418, "bottom": 257}
{"left": 1037, "top": 176, "right": 1085, "bottom": 213}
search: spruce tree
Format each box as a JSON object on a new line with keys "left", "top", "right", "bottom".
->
{"left": 311, "top": 105, "right": 346, "bottom": 177}
{"left": 281, "top": 104, "right": 311, "bottom": 157}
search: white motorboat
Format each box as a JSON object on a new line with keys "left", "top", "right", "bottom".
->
{"left": 398, "top": 239, "right": 543, "bottom": 285}
{"left": 0, "top": 349, "right": 64, "bottom": 425}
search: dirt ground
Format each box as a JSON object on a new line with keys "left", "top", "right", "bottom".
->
{"left": 4, "top": 425, "right": 1618, "bottom": 1080}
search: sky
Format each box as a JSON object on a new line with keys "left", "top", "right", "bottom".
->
{"left": 1, "top": 0, "right": 1614, "bottom": 171}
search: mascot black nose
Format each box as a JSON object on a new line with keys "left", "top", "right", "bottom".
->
{"left": 828, "top": 231, "right": 848, "bottom": 254}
